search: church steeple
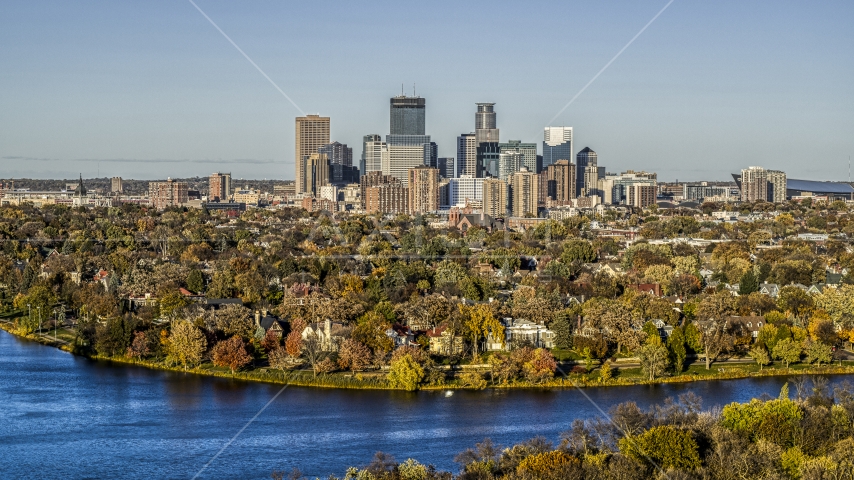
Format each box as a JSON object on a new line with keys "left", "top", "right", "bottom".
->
{"left": 73, "top": 174, "right": 87, "bottom": 196}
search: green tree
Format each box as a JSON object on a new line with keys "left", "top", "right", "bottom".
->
{"left": 186, "top": 269, "right": 204, "bottom": 294}
{"left": 560, "top": 239, "right": 597, "bottom": 265}
{"left": 94, "top": 317, "right": 131, "bottom": 357}
{"left": 738, "top": 270, "right": 759, "bottom": 295}
{"left": 550, "top": 315, "right": 573, "bottom": 350}
{"left": 748, "top": 345, "right": 770, "bottom": 371}
{"left": 667, "top": 327, "right": 687, "bottom": 373}
{"left": 387, "top": 353, "right": 424, "bottom": 391}
{"left": 166, "top": 321, "right": 207, "bottom": 369}
{"left": 772, "top": 338, "right": 802, "bottom": 368}
{"left": 720, "top": 398, "right": 803, "bottom": 446}
{"left": 619, "top": 425, "right": 701, "bottom": 470}
{"left": 805, "top": 341, "right": 832, "bottom": 366}
{"left": 638, "top": 337, "right": 670, "bottom": 381}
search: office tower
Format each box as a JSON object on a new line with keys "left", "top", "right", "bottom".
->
{"left": 740, "top": 166, "right": 786, "bottom": 202}
{"left": 423, "top": 142, "right": 438, "bottom": 169}
{"left": 447, "top": 175, "right": 485, "bottom": 207}
{"left": 295, "top": 115, "right": 330, "bottom": 194}
{"left": 329, "top": 164, "right": 360, "bottom": 185}
{"left": 498, "top": 150, "right": 524, "bottom": 181}
{"left": 149, "top": 179, "right": 188, "bottom": 210}
{"left": 363, "top": 140, "right": 388, "bottom": 175}
{"left": 436, "top": 157, "right": 455, "bottom": 179}
{"left": 510, "top": 167, "right": 539, "bottom": 217}
{"left": 408, "top": 166, "right": 439, "bottom": 215}
{"left": 542, "top": 160, "right": 576, "bottom": 205}
{"left": 385, "top": 134, "right": 432, "bottom": 186}
{"left": 361, "top": 134, "right": 381, "bottom": 175}
{"left": 600, "top": 172, "right": 657, "bottom": 205}
{"left": 543, "top": 127, "right": 573, "bottom": 170}
{"left": 438, "top": 178, "right": 450, "bottom": 208}
{"left": 318, "top": 142, "right": 353, "bottom": 167}
{"left": 499, "top": 140, "right": 538, "bottom": 173}
{"left": 360, "top": 171, "right": 398, "bottom": 209}
{"left": 583, "top": 165, "right": 600, "bottom": 197}
{"left": 457, "top": 133, "right": 478, "bottom": 177}
{"left": 110, "top": 177, "right": 123, "bottom": 194}
{"left": 390, "top": 95, "right": 426, "bottom": 135}
{"left": 482, "top": 178, "right": 508, "bottom": 218}
{"left": 365, "top": 183, "right": 408, "bottom": 214}
{"left": 576, "top": 146, "right": 597, "bottom": 198}
{"left": 477, "top": 142, "right": 500, "bottom": 178}
{"left": 475, "top": 103, "right": 499, "bottom": 145}
{"left": 628, "top": 185, "right": 657, "bottom": 208}
{"left": 208, "top": 172, "right": 231, "bottom": 202}
{"left": 302, "top": 153, "right": 330, "bottom": 196}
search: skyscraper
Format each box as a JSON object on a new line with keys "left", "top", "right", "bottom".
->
{"left": 408, "top": 166, "right": 439, "bottom": 215}
{"left": 385, "top": 134, "right": 433, "bottom": 187}
{"left": 363, "top": 139, "right": 388, "bottom": 175}
{"left": 576, "top": 147, "right": 597, "bottom": 198}
{"left": 361, "top": 134, "right": 381, "bottom": 175}
{"left": 499, "top": 140, "right": 538, "bottom": 173}
{"left": 295, "top": 115, "right": 330, "bottom": 194}
{"left": 209, "top": 172, "right": 232, "bottom": 202}
{"left": 740, "top": 166, "right": 786, "bottom": 202}
{"left": 510, "top": 167, "right": 539, "bottom": 218}
{"left": 475, "top": 103, "right": 499, "bottom": 145}
{"left": 497, "top": 150, "right": 524, "bottom": 181}
{"left": 542, "top": 127, "right": 573, "bottom": 169}
{"left": 542, "top": 160, "right": 576, "bottom": 205}
{"left": 302, "top": 153, "right": 330, "bottom": 196}
{"left": 436, "top": 157, "right": 455, "bottom": 179}
{"left": 390, "top": 96, "right": 425, "bottom": 135}
{"left": 318, "top": 141, "right": 353, "bottom": 166}
{"left": 482, "top": 178, "right": 508, "bottom": 218}
{"left": 457, "top": 133, "right": 478, "bottom": 177}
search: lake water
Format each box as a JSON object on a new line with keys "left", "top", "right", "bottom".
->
{"left": 1, "top": 330, "right": 847, "bottom": 479}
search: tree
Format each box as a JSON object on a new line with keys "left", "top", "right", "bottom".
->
{"left": 387, "top": 353, "right": 424, "bottom": 391}
{"left": 599, "top": 360, "right": 613, "bottom": 382}
{"left": 95, "top": 317, "right": 131, "bottom": 357}
{"left": 619, "top": 425, "right": 701, "bottom": 471}
{"left": 126, "top": 331, "right": 150, "bottom": 359}
{"left": 777, "top": 286, "right": 814, "bottom": 320}
{"left": 459, "top": 304, "right": 504, "bottom": 359}
{"left": 697, "top": 320, "right": 735, "bottom": 369}
{"left": 285, "top": 318, "right": 306, "bottom": 358}
{"left": 212, "top": 336, "right": 252, "bottom": 374}
{"left": 550, "top": 315, "right": 573, "bottom": 350}
{"left": 268, "top": 346, "right": 290, "bottom": 371}
{"left": 772, "top": 338, "right": 802, "bottom": 368}
{"left": 337, "top": 338, "right": 372, "bottom": 373}
{"left": 805, "top": 341, "right": 832, "bottom": 366}
{"left": 166, "top": 321, "right": 207, "bottom": 370}
{"left": 695, "top": 291, "right": 736, "bottom": 322}
{"left": 638, "top": 337, "right": 670, "bottom": 381}
{"left": 561, "top": 239, "right": 597, "bottom": 265}
{"left": 523, "top": 348, "right": 557, "bottom": 384}
{"left": 186, "top": 269, "right": 204, "bottom": 294}
{"left": 302, "top": 330, "right": 327, "bottom": 377}
{"left": 352, "top": 311, "right": 393, "bottom": 354}
{"left": 748, "top": 345, "right": 770, "bottom": 371}
{"left": 667, "top": 327, "right": 687, "bottom": 373}
{"left": 738, "top": 270, "right": 759, "bottom": 295}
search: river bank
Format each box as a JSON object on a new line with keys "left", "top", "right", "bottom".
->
{"left": 4, "top": 321, "right": 853, "bottom": 392}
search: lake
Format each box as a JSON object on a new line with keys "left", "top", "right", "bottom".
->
{"left": 0, "top": 330, "right": 846, "bottom": 479}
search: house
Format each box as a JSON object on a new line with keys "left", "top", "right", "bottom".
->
{"left": 386, "top": 323, "right": 415, "bottom": 347}
{"left": 426, "top": 325, "right": 464, "bottom": 356}
{"left": 302, "top": 319, "right": 347, "bottom": 352}
{"left": 628, "top": 283, "right": 662, "bottom": 297}
{"left": 179, "top": 287, "right": 205, "bottom": 302}
{"left": 759, "top": 283, "right": 781, "bottom": 298}
{"left": 651, "top": 319, "right": 674, "bottom": 340}
{"left": 826, "top": 272, "right": 844, "bottom": 286}
{"left": 93, "top": 269, "right": 110, "bottom": 289}
{"left": 699, "top": 268, "right": 714, "bottom": 280}
{"left": 255, "top": 310, "right": 285, "bottom": 338}
{"left": 485, "top": 318, "right": 555, "bottom": 351}
{"left": 127, "top": 293, "right": 158, "bottom": 309}
{"left": 725, "top": 315, "right": 765, "bottom": 338}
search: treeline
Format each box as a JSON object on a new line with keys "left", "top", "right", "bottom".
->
{"left": 287, "top": 378, "right": 854, "bottom": 479}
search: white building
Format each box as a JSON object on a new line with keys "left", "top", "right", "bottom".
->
{"left": 446, "top": 175, "right": 484, "bottom": 207}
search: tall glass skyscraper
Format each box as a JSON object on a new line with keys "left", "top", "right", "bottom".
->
{"left": 542, "top": 126, "right": 573, "bottom": 168}
{"left": 390, "top": 96, "right": 426, "bottom": 135}
{"left": 475, "top": 103, "right": 499, "bottom": 145}
{"left": 361, "top": 134, "right": 381, "bottom": 175}
{"left": 576, "top": 147, "right": 598, "bottom": 197}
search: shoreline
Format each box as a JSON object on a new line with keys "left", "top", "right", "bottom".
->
{"left": 3, "top": 323, "right": 853, "bottom": 391}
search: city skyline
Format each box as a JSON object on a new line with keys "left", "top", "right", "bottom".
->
{"left": 1, "top": 1, "right": 852, "bottom": 181}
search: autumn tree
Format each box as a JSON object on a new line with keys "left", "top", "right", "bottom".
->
{"left": 805, "top": 341, "right": 832, "bottom": 366}
{"left": 459, "top": 304, "right": 504, "bottom": 359}
{"left": 126, "top": 331, "right": 150, "bottom": 360}
{"left": 387, "top": 353, "right": 424, "bottom": 391}
{"left": 748, "top": 345, "right": 770, "bottom": 371}
{"left": 523, "top": 348, "right": 558, "bottom": 384}
{"left": 696, "top": 319, "right": 735, "bottom": 369}
{"left": 285, "top": 318, "right": 306, "bottom": 358}
{"left": 166, "top": 321, "right": 207, "bottom": 370}
{"left": 772, "top": 338, "right": 802, "bottom": 368}
{"left": 337, "top": 338, "right": 372, "bottom": 373}
{"left": 212, "top": 336, "right": 252, "bottom": 374}
{"left": 302, "top": 330, "right": 327, "bottom": 377}
{"left": 638, "top": 336, "right": 670, "bottom": 381}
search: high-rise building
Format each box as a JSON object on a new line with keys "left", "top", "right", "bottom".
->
{"left": 628, "top": 184, "right": 657, "bottom": 209}
{"left": 390, "top": 96, "right": 426, "bottom": 135}
{"left": 408, "top": 166, "right": 439, "bottom": 215}
{"left": 576, "top": 147, "right": 597, "bottom": 197}
{"left": 447, "top": 175, "right": 485, "bottom": 207}
{"left": 302, "top": 153, "right": 330, "bottom": 196}
{"left": 498, "top": 150, "right": 524, "bottom": 181}
{"left": 365, "top": 183, "right": 408, "bottom": 214}
{"left": 482, "top": 178, "right": 508, "bottom": 218}
{"left": 510, "top": 167, "right": 539, "bottom": 218}
{"left": 363, "top": 140, "right": 388, "bottom": 175}
{"left": 110, "top": 177, "right": 123, "bottom": 194}
{"left": 475, "top": 103, "right": 499, "bottom": 145}
{"left": 295, "top": 115, "right": 330, "bottom": 194}
{"left": 542, "top": 160, "right": 576, "bottom": 205}
{"left": 477, "top": 142, "right": 500, "bottom": 178}
{"left": 456, "top": 133, "right": 478, "bottom": 177}
{"left": 208, "top": 172, "right": 231, "bottom": 202}
{"left": 149, "top": 179, "right": 188, "bottom": 210}
{"left": 740, "top": 166, "right": 786, "bottom": 203}
{"left": 543, "top": 127, "right": 573, "bottom": 170}
{"left": 318, "top": 142, "right": 353, "bottom": 167}
{"left": 437, "top": 157, "right": 455, "bottom": 179}
{"left": 499, "top": 140, "right": 538, "bottom": 173}
{"left": 583, "top": 165, "right": 600, "bottom": 197}
{"left": 360, "top": 171, "right": 398, "bottom": 209}
{"left": 361, "top": 134, "right": 381, "bottom": 175}
{"left": 385, "top": 134, "right": 433, "bottom": 186}
{"left": 600, "top": 172, "right": 657, "bottom": 205}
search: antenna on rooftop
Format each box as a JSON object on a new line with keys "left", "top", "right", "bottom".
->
{"left": 413, "top": 83, "right": 416, "bottom": 96}
{"left": 401, "top": 83, "right": 404, "bottom": 96}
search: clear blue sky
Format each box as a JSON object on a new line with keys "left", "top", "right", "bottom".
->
{"left": 1, "top": 0, "right": 852, "bottom": 182}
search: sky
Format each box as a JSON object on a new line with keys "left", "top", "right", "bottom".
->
{"left": 1, "top": 0, "right": 852, "bottom": 182}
